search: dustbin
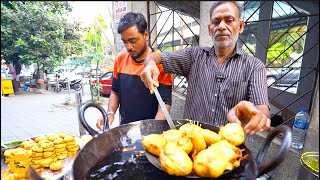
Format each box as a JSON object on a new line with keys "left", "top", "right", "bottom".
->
{"left": 297, "top": 152, "right": 319, "bottom": 180}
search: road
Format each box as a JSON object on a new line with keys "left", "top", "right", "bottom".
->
{"left": 1, "top": 78, "right": 120, "bottom": 143}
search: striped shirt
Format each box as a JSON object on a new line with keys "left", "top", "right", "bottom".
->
{"left": 160, "top": 45, "right": 269, "bottom": 126}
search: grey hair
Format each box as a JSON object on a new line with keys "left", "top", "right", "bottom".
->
{"left": 209, "top": 1, "right": 244, "bottom": 20}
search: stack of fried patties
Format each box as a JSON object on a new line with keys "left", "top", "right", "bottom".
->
{"left": 33, "top": 135, "right": 61, "bottom": 171}
{"left": 21, "top": 139, "right": 44, "bottom": 171}
{"left": 63, "top": 134, "right": 80, "bottom": 157}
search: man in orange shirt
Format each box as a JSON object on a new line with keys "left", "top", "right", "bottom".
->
{"left": 96, "top": 12, "right": 173, "bottom": 129}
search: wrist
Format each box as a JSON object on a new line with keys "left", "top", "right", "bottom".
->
{"left": 107, "top": 111, "right": 114, "bottom": 116}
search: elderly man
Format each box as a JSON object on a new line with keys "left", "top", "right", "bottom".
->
{"left": 140, "top": 1, "right": 270, "bottom": 135}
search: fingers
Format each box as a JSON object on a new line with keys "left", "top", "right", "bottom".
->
{"left": 243, "top": 112, "right": 270, "bottom": 134}
{"left": 140, "top": 63, "right": 160, "bottom": 94}
{"left": 231, "top": 101, "right": 270, "bottom": 134}
{"left": 227, "top": 107, "right": 242, "bottom": 125}
{"left": 96, "top": 117, "right": 103, "bottom": 130}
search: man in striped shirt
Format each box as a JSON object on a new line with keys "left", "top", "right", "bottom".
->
{"left": 140, "top": 1, "right": 270, "bottom": 135}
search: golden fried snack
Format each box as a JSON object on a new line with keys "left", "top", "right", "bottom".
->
{"left": 159, "top": 142, "right": 193, "bottom": 176}
{"left": 67, "top": 151, "right": 77, "bottom": 157}
{"left": 179, "top": 123, "right": 203, "bottom": 134}
{"left": 56, "top": 152, "right": 68, "bottom": 156}
{"left": 47, "top": 134, "right": 60, "bottom": 142}
{"left": 55, "top": 143, "right": 67, "bottom": 149}
{"left": 66, "top": 144, "right": 78, "bottom": 150}
{"left": 64, "top": 135, "right": 74, "bottom": 142}
{"left": 20, "top": 140, "right": 35, "bottom": 147}
{"left": 59, "top": 132, "right": 71, "bottom": 138}
{"left": 4, "top": 149, "right": 13, "bottom": 157}
{"left": 162, "top": 129, "right": 183, "bottom": 143}
{"left": 32, "top": 152, "right": 43, "bottom": 158}
{"left": 175, "top": 137, "right": 193, "bottom": 155}
{"left": 32, "top": 156, "right": 44, "bottom": 160}
{"left": 65, "top": 140, "right": 76, "bottom": 146}
{"left": 43, "top": 151, "right": 55, "bottom": 158}
{"left": 67, "top": 146, "right": 80, "bottom": 152}
{"left": 56, "top": 154, "right": 68, "bottom": 160}
{"left": 38, "top": 140, "right": 54, "bottom": 149}
{"left": 218, "top": 123, "right": 245, "bottom": 146}
{"left": 201, "top": 129, "right": 221, "bottom": 146}
{"left": 55, "top": 148, "right": 68, "bottom": 153}
{"left": 35, "top": 136, "right": 48, "bottom": 143}
{"left": 32, "top": 164, "right": 42, "bottom": 169}
{"left": 52, "top": 157, "right": 59, "bottom": 163}
{"left": 208, "top": 140, "right": 242, "bottom": 170}
{"left": 186, "top": 129, "right": 206, "bottom": 155}
{"left": 193, "top": 148, "right": 228, "bottom": 178}
{"left": 31, "top": 159, "right": 43, "bottom": 164}
{"left": 23, "top": 141, "right": 38, "bottom": 150}
{"left": 43, "top": 147, "right": 55, "bottom": 152}
{"left": 142, "top": 134, "right": 167, "bottom": 157}
{"left": 11, "top": 148, "right": 32, "bottom": 158}
{"left": 50, "top": 160, "right": 63, "bottom": 171}
{"left": 53, "top": 138, "right": 64, "bottom": 145}
{"left": 31, "top": 146, "right": 44, "bottom": 153}
{"left": 40, "top": 158, "right": 54, "bottom": 168}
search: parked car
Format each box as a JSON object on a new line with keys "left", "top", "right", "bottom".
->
{"left": 90, "top": 68, "right": 103, "bottom": 78}
{"left": 266, "top": 61, "right": 301, "bottom": 87}
{"left": 91, "top": 71, "right": 113, "bottom": 96}
{"left": 19, "top": 69, "right": 33, "bottom": 85}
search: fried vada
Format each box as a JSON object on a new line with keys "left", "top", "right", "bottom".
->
{"left": 218, "top": 123, "right": 245, "bottom": 146}
{"left": 142, "top": 134, "right": 167, "bottom": 157}
{"left": 159, "top": 142, "right": 193, "bottom": 176}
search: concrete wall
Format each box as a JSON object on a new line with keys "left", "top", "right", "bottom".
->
{"left": 199, "top": 1, "right": 212, "bottom": 47}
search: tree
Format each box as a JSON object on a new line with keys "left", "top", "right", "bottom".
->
{"left": 81, "top": 15, "right": 108, "bottom": 102}
{"left": 1, "top": 1, "right": 83, "bottom": 84}
{"left": 82, "top": 15, "right": 108, "bottom": 73}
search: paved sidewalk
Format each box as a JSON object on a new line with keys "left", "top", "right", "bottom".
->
{"left": 1, "top": 89, "right": 119, "bottom": 143}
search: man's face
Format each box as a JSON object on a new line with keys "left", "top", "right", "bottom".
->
{"left": 120, "top": 26, "right": 148, "bottom": 60}
{"left": 208, "top": 2, "right": 244, "bottom": 49}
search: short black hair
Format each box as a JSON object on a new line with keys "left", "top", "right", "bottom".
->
{"left": 117, "top": 12, "right": 148, "bottom": 34}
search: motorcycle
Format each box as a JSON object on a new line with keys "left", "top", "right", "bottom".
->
{"left": 52, "top": 77, "right": 82, "bottom": 92}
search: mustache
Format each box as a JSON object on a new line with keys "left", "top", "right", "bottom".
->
{"left": 215, "top": 33, "right": 230, "bottom": 37}
{"left": 128, "top": 50, "right": 136, "bottom": 53}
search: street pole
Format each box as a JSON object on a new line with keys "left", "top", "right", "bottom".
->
{"left": 67, "top": 78, "right": 70, "bottom": 94}
{"left": 76, "top": 93, "right": 87, "bottom": 135}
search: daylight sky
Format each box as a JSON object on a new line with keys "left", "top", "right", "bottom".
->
{"left": 68, "top": 1, "right": 113, "bottom": 28}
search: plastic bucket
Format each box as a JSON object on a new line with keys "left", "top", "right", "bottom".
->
{"left": 297, "top": 152, "right": 319, "bottom": 180}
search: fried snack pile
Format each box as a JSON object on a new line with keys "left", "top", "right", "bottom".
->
{"left": 3, "top": 133, "right": 81, "bottom": 179}
{"left": 142, "top": 122, "right": 245, "bottom": 178}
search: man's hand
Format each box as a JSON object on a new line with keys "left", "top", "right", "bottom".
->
{"left": 227, "top": 101, "right": 270, "bottom": 135}
{"left": 141, "top": 54, "right": 160, "bottom": 94}
{"left": 96, "top": 115, "right": 114, "bottom": 130}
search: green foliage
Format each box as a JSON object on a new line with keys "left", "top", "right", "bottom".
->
{"left": 267, "top": 42, "right": 294, "bottom": 62}
{"left": 81, "top": 14, "right": 108, "bottom": 69}
{"left": 1, "top": 1, "right": 83, "bottom": 68}
{"left": 159, "top": 45, "right": 178, "bottom": 52}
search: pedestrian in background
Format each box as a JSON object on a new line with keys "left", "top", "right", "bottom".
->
{"left": 5, "top": 61, "right": 19, "bottom": 93}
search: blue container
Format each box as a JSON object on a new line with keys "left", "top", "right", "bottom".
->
{"left": 23, "top": 85, "right": 29, "bottom": 91}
